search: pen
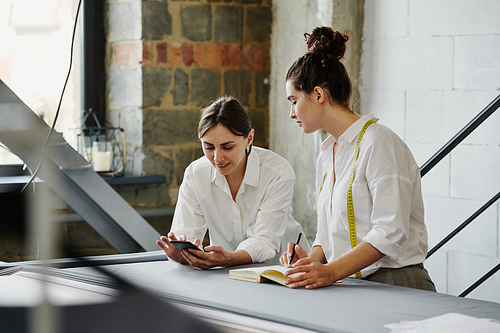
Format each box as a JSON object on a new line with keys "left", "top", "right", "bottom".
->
{"left": 288, "top": 232, "right": 302, "bottom": 265}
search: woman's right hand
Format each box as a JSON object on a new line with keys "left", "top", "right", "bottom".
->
{"left": 156, "top": 232, "right": 189, "bottom": 263}
{"left": 280, "top": 242, "right": 308, "bottom": 268}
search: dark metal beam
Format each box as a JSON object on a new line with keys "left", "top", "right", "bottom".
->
{"left": 420, "top": 94, "right": 500, "bottom": 177}
{"left": 0, "top": 79, "right": 160, "bottom": 253}
{"left": 426, "top": 191, "right": 500, "bottom": 259}
{"left": 459, "top": 263, "right": 500, "bottom": 297}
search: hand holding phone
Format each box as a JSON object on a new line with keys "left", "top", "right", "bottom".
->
{"left": 170, "top": 240, "right": 202, "bottom": 252}
{"left": 169, "top": 240, "right": 204, "bottom": 259}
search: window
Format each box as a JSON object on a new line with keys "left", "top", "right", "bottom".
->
{"left": 0, "top": 0, "right": 82, "bottom": 164}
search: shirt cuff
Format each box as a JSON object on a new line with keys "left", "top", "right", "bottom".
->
{"left": 236, "top": 238, "right": 277, "bottom": 263}
{"left": 363, "top": 229, "right": 403, "bottom": 260}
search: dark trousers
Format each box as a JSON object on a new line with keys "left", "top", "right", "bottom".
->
{"left": 363, "top": 263, "right": 436, "bottom": 292}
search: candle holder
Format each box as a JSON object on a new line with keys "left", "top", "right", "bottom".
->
{"left": 72, "top": 109, "right": 126, "bottom": 176}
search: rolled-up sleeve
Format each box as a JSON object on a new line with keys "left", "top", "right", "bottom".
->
{"left": 316, "top": 116, "right": 428, "bottom": 270}
{"left": 236, "top": 177, "right": 295, "bottom": 263}
{"left": 361, "top": 131, "right": 414, "bottom": 260}
{"left": 363, "top": 174, "right": 412, "bottom": 260}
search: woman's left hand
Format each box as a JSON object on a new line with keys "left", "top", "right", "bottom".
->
{"left": 284, "top": 257, "right": 338, "bottom": 289}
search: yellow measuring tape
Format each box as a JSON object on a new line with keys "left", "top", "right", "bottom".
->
{"left": 348, "top": 118, "right": 378, "bottom": 279}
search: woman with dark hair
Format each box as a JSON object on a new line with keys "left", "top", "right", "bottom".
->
{"left": 279, "top": 27, "right": 435, "bottom": 291}
{"left": 157, "top": 96, "right": 308, "bottom": 269}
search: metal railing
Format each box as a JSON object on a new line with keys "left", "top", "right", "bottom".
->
{"left": 421, "top": 94, "right": 500, "bottom": 297}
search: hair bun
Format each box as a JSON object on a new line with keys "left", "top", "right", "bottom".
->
{"left": 304, "top": 27, "right": 348, "bottom": 66}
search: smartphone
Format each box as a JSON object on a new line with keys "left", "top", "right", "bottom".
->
{"left": 169, "top": 240, "right": 204, "bottom": 259}
{"left": 170, "top": 240, "right": 202, "bottom": 252}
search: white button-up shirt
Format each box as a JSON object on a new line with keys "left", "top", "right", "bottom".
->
{"left": 171, "top": 147, "right": 307, "bottom": 264}
{"left": 313, "top": 114, "right": 428, "bottom": 277}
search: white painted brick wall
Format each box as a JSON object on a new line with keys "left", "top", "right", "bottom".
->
{"left": 424, "top": 196, "right": 498, "bottom": 257}
{"left": 450, "top": 145, "right": 500, "bottom": 201}
{"left": 454, "top": 35, "right": 500, "bottom": 90}
{"left": 359, "top": 89, "right": 406, "bottom": 138}
{"left": 364, "top": 0, "right": 408, "bottom": 38}
{"left": 424, "top": 251, "right": 447, "bottom": 293}
{"left": 405, "top": 90, "right": 444, "bottom": 144}
{"left": 361, "top": 37, "right": 454, "bottom": 90}
{"left": 407, "top": 141, "right": 450, "bottom": 199}
{"left": 409, "top": 0, "right": 500, "bottom": 36}
{"left": 361, "top": 0, "right": 500, "bottom": 303}
{"left": 448, "top": 251, "right": 500, "bottom": 303}
{"left": 439, "top": 91, "right": 500, "bottom": 146}
{"left": 405, "top": 90, "right": 500, "bottom": 146}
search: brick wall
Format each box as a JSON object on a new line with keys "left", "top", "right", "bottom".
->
{"left": 56, "top": 0, "right": 273, "bottom": 259}
{"left": 109, "top": 0, "right": 272, "bottom": 209}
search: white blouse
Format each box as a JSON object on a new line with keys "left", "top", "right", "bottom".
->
{"left": 313, "top": 114, "right": 428, "bottom": 277}
{"left": 170, "top": 147, "right": 307, "bottom": 264}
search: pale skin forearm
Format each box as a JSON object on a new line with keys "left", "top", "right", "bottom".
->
{"left": 229, "top": 250, "right": 253, "bottom": 265}
{"left": 325, "top": 241, "right": 384, "bottom": 282}
{"left": 308, "top": 245, "right": 326, "bottom": 263}
{"left": 284, "top": 241, "right": 384, "bottom": 289}
{"left": 204, "top": 248, "right": 252, "bottom": 267}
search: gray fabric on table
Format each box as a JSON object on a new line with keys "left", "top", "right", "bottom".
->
{"left": 68, "top": 261, "right": 500, "bottom": 333}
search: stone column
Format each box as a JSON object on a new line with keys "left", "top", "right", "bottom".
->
{"left": 105, "top": 0, "right": 145, "bottom": 176}
{"left": 270, "top": 0, "right": 365, "bottom": 240}
{"left": 332, "top": 0, "right": 365, "bottom": 113}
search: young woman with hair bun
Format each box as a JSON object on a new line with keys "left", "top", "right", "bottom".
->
{"left": 280, "top": 27, "right": 436, "bottom": 291}
{"left": 157, "top": 96, "right": 308, "bottom": 269}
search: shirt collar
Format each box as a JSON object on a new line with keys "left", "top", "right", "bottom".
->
{"left": 210, "top": 148, "right": 260, "bottom": 188}
{"left": 320, "top": 114, "right": 375, "bottom": 149}
{"left": 243, "top": 148, "right": 260, "bottom": 187}
{"left": 339, "top": 113, "right": 375, "bottom": 144}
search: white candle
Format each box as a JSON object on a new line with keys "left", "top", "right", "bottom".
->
{"left": 91, "top": 141, "right": 112, "bottom": 172}
{"left": 93, "top": 150, "right": 112, "bottom": 172}
{"left": 104, "top": 151, "right": 112, "bottom": 171}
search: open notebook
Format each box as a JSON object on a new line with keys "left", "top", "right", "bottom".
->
{"left": 229, "top": 265, "right": 297, "bottom": 288}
